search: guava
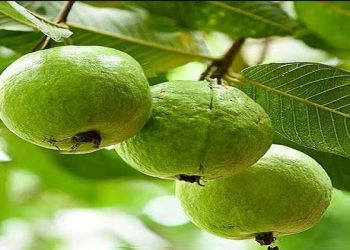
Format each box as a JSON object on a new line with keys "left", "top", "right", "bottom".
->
{"left": 115, "top": 80, "right": 273, "bottom": 182}
{"left": 0, "top": 46, "right": 152, "bottom": 153}
{"left": 176, "top": 144, "right": 332, "bottom": 246}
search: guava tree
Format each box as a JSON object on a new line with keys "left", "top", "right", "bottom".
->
{"left": 0, "top": 1, "right": 350, "bottom": 250}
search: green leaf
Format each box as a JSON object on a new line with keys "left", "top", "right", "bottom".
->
{"left": 295, "top": 2, "right": 350, "bottom": 52}
{"left": 130, "top": 1, "right": 297, "bottom": 38}
{"left": 0, "top": 47, "right": 20, "bottom": 73}
{"left": 0, "top": 127, "right": 96, "bottom": 200}
{"left": 0, "top": 125, "right": 167, "bottom": 208}
{"left": 94, "top": 179, "right": 172, "bottom": 213}
{"left": 26, "top": 1, "right": 214, "bottom": 76}
{"left": 0, "top": 1, "right": 72, "bottom": 41}
{"left": 0, "top": 165, "right": 9, "bottom": 220}
{"left": 227, "top": 62, "right": 350, "bottom": 158}
{"left": 0, "top": 30, "right": 41, "bottom": 53}
{"left": 49, "top": 149, "right": 143, "bottom": 180}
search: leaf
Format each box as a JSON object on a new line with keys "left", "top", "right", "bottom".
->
{"left": 25, "top": 1, "right": 214, "bottom": 76}
{"left": 274, "top": 133, "right": 350, "bottom": 192}
{"left": 0, "top": 165, "right": 9, "bottom": 219}
{"left": 0, "top": 125, "right": 170, "bottom": 210}
{"left": 0, "top": 30, "right": 41, "bottom": 53}
{"left": 0, "top": 47, "right": 20, "bottom": 73}
{"left": 49, "top": 149, "right": 143, "bottom": 180}
{"left": 130, "top": 1, "right": 297, "bottom": 38}
{"left": 0, "top": 127, "right": 96, "bottom": 200}
{"left": 294, "top": 29, "right": 347, "bottom": 58}
{"left": 226, "top": 62, "right": 350, "bottom": 158}
{"left": 0, "top": 1, "right": 72, "bottom": 41}
{"left": 295, "top": 2, "right": 350, "bottom": 52}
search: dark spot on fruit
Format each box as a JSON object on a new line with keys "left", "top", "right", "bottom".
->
{"left": 256, "top": 115, "right": 266, "bottom": 125}
{"left": 43, "top": 136, "right": 62, "bottom": 150}
{"left": 71, "top": 130, "right": 101, "bottom": 151}
{"left": 43, "top": 130, "right": 101, "bottom": 152}
{"left": 178, "top": 175, "right": 204, "bottom": 186}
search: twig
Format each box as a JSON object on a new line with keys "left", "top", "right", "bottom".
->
{"left": 55, "top": 1, "right": 75, "bottom": 23}
{"left": 32, "top": 1, "right": 75, "bottom": 51}
{"left": 256, "top": 38, "right": 271, "bottom": 65}
{"left": 200, "top": 37, "right": 245, "bottom": 84}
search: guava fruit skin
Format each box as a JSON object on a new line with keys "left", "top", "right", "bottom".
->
{"left": 0, "top": 46, "right": 152, "bottom": 153}
{"left": 176, "top": 144, "right": 332, "bottom": 239}
{"left": 116, "top": 80, "right": 273, "bottom": 180}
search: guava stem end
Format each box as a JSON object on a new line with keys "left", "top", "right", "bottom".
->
{"left": 255, "top": 232, "right": 278, "bottom": 250}
{"left": 178, "top": 175, "right": 204, "bottom": 186}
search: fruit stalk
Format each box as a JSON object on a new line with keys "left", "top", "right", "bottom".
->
{"left": 200, "top": 37, "right": 245, "bottom": 83}
{"left": 32, "top": 1, "right": 75, "bottom": 51}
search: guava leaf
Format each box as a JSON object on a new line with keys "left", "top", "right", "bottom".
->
{"left": 129, "top": 1, "right": 297, "bottom": 38}
{"left": 24, "top": 1, "right": 214, "bottom": 76}
{"left": 0, "top": 31, "right": 41, "bottom": 54}
{"left": 0, "top": 125, "right": 166, "bottom": 208}
{"left": 49, "top": 149, "right": 142, "bottom": 180}
{"left": 295, "top": 2, "right": 350, "bottom": 52}
{"left": 0, "top": 47, "right": 20, "bottom": 73}
{"left": 0, "top": 1, "right": 72, "bottom": 41}
{"left": 226, "top": 63, "right": 350, "bottom": 159}
{"left": 0, "top": 127, "right": 96, "bottom": 200}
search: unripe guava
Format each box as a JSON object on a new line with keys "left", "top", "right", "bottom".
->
{"left": 0, "top": 46, "right": 152, "bottom": 153}
{"left": 176, "top": 144, "right": 332, "bottom": 244}
{"left": 115, "top": 80, "right": 273, "bottom": 181}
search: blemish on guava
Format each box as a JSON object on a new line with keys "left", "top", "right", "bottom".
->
{"left": 208, "top": 84, "right": 214, "bottom": 110}
{"left": 71, "top": 130, "right": 101, "bottom": 151}
{"left": 256, "top": 115, "right": 266, "bottom": 125}
{"left": 43, "top": 136, "right": 62, "bottom": 150}
{"left": 178, "top": 175, "right": 204, "bottom": 186}
{"left": 43, "top": 130, "right": 101, "bottom": 152}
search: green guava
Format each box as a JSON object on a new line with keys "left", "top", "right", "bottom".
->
{"left": 115, "top": 80, "right": 273, "bottom": 181}
{"left": 0, "top": 46, "right": 152, "bottom": 153}
{"left": 176, "top": 144, "right": 332, "bottom": 245}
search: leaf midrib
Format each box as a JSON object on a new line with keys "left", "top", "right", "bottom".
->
{"left": 208, "top": 1, "right": 294, "bottom": 33}
{"left": 231, "top": 74, "right": 350, "bottom": 119}
{"left": 68, "top": 22, "right": 217, "bottom": 61}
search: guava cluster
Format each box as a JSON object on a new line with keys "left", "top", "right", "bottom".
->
{"left": 0, "top": 46, "right": 332, "bottom": 248}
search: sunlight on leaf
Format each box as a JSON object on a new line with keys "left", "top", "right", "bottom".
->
{"left": 131, "top": 1, "right": 297, "bottom": 38}
{"left": 295, "top": 2, "right": 350, "bottom": 51}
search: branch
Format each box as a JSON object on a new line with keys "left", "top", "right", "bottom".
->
{"left": 32, "top": 1, "right": 75, "bottom": 51}
{"left": 55, "top": 1, "right": 75, "bottom": 23}
{"left": 256, "top": 38, "right": 271, "bottom": 65}
{"left": 200, "top": 37, "right": 245, "bottom": 83}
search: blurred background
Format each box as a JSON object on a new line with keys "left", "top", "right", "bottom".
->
{"left": 1, "top": 1, "right": 350, "bottom": 250}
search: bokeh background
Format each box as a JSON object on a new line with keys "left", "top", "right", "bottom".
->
{"left": 1, "top": 1, "right": 350, "bottom": 250}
